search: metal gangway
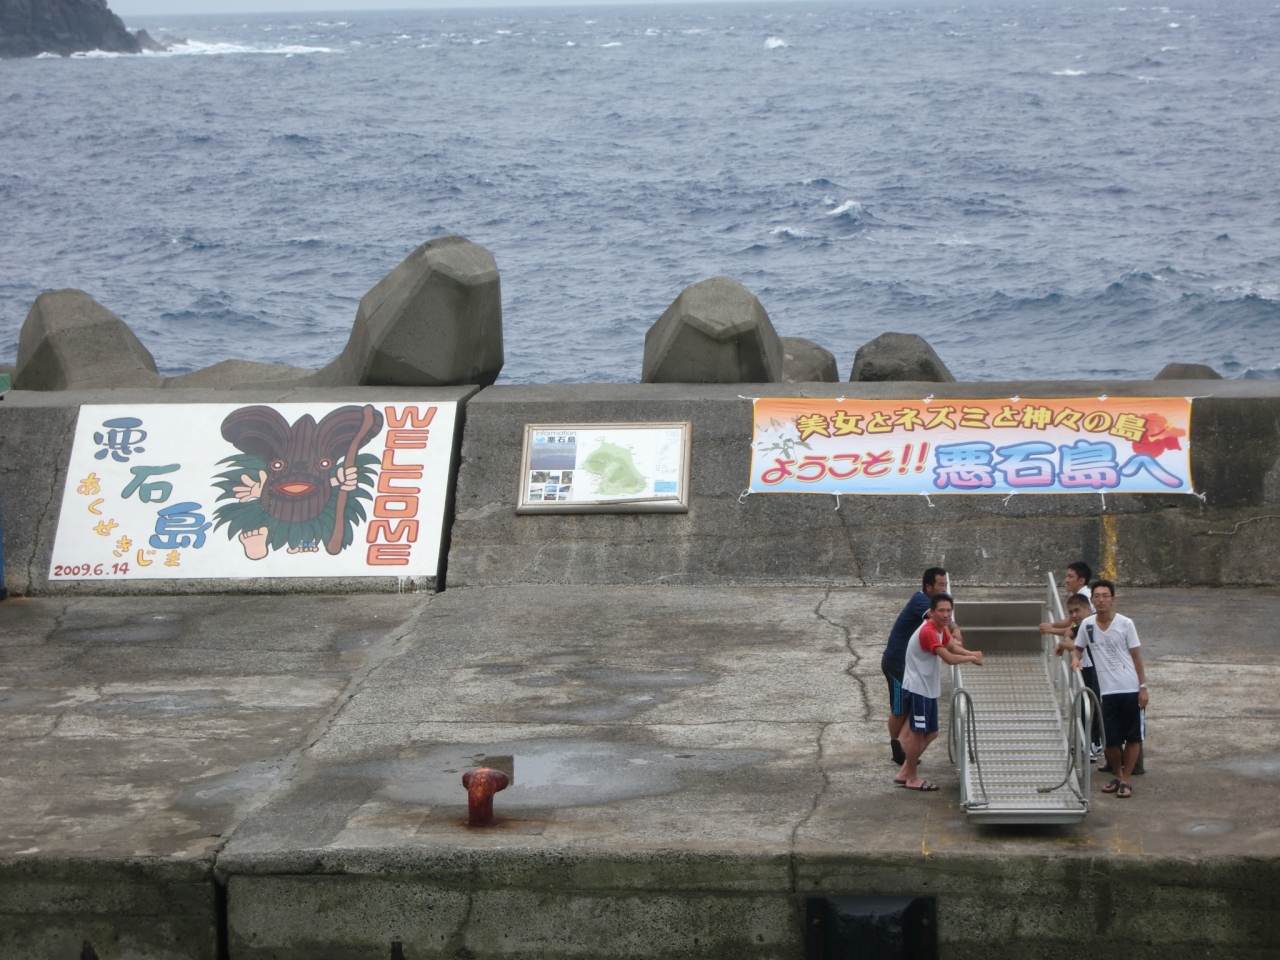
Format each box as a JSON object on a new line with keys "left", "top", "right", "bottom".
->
{"left": 948, "top": 574, "right": 1098, "bottom": 825}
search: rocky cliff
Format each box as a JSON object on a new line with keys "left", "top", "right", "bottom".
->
{"left": 1, "top": 0, "right": 140, "bottom": 58}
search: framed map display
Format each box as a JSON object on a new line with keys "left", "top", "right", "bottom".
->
{"left": 516, "top": 422, "right": 692, "bottom": 514}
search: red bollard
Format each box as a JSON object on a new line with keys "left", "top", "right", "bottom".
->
{"left": 462, "top": 767, "right": 510, "bottom": 826}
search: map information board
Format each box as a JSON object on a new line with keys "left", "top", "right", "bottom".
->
{"left": 517, "top": 422, "right": 692, "bottom": 513}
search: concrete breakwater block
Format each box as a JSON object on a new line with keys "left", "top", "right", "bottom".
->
{"left": 781, "top": 336, "right": 839, "bottom": 383}
{"left": 849, "top": 331, "right": 955, "bottom": 383}
{"left": 642, "top": 276, "right": 784, "bottom": 383}
{"left": 14, "top": 289, "right": 163, "bottom": 391}
{"left": 163, "top": 359, "right": 314, "bottom": 389}
{"left": 1156, "top": 362, "right": 1223, "bottom": 380}
{"left": 313, "top": 235, "right": 504, "bottom": 388}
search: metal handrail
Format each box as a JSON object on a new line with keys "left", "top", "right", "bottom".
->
{"left": 1038, "top": 686, "right": 1101, "bottom": 802}
{"left": 1043, "top": 572, "right": 1093, "bottom": 801}
{"left": 948, "top": 684, "right": 989, "bottom": 809}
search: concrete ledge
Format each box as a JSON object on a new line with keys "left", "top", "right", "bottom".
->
{"left": 0, "top": 857, "right": 218, "bottom": 960}
{"left": 215, "top": 852, "right": 1280, "bottom": 959}
{"left": 447, "top": 381, "right": 1280, "bottom": 587}
{"left": 0, "top": 386, "right": 479, "bottom": 596}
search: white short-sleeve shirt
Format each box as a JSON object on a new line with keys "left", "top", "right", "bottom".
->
{"left": 1069, "top": 583, "right": 1095, "bottom": 668}
{"left": 1076, "top": 613, "right": 1141, "bottom": 695}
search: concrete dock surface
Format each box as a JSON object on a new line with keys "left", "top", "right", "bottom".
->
{"left": 2, "top": 585, "right": 1278, "bottom": 959}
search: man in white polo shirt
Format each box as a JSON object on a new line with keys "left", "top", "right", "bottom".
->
{"left": 1073, "top": 579, "right": 1149, "bottom": 799}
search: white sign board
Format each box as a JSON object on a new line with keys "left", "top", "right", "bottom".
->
{"left": 50, "top": 401, "right": 457, "bottom": 580}
{"left": 516, "top": 422, "right": 692, "bottom": 514}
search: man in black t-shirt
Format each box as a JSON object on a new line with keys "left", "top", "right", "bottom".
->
{"left": 881, "top": 567, "right": 963, "bottom": 764}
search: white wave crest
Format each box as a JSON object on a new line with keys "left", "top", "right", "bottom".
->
{"left": 601, "top": 42, "right": 622, "bottom": 47}
{"left": 827, "top": 199, "right": 863, "bottom": 217}
{"left": 764, "top": 36, "right": 789, "bottom": 49}
{"left": 1052, "top": 68, "right": 1087, "bottom": 76}
{"left": 771, "top": 225, "right": 821, "bottom": 239}
{"left": 84, "top": 39, "right": 334, "bottom": 57}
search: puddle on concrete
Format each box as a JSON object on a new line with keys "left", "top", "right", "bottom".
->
{"left": 343, "top": 739, "right": 773, "bottom": 810}
{"left": 334, "top": 627, "right": 387, "bottom": 651}
{"left": 53, "top": 623, "right": 185, "bottom": 644}
{"left": 1178, "top": 820, "right": 1234, "bottom": 837}
{"left": 85, "top": 691, "right": 226, "bottom": 717}
{"left": 567, "top": 667, "right": 716, "bottom": 689}
{"left": 175, "top": 760, "right": 284, "bottom": 809}
{"left": 1218, "top": 753, "right": 1280, "bottom": 781}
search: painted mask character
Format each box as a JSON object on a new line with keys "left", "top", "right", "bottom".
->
{"left": 213, "top": 404, "right": 383, "bottom": 560}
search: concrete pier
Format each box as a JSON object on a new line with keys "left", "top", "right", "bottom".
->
{"left": 3, "top": 585, "right": 1277, "bottom": 958}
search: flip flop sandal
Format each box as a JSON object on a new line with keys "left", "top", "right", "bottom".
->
{"left": 1116, "top": 783, "right": 1133, "bottom": 798}
{"left": 1101, "top": 778, "right": 1121, "bottom": 793}
{"left": 904, "top": 780, "right": 939, "bottom": 791}
{"left": 894, "top": 778, "right": 908, "bottom": 786}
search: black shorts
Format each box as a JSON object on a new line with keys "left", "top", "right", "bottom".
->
{"left": 883, "top": 663, "right": 904, "bottom": 716}
{"left": 1101, "top": 692, "right": 1144, "bottom": 748}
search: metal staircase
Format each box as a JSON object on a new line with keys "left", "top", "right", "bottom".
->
{"left": 948, "top": 575, "right": 1096, "bottom": 825}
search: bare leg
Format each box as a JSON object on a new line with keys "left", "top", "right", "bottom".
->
{"left": 897, "top": 730, "right": 938, "bottom": 788}
{"left": 1120, "top": 742, "right": 1141, "bottom": 783}
{"left": 889, "top": 713, "right": 908, "bottom": 761}
{"left": 1103, "top": 745, "right": 1123, "bottom": 780}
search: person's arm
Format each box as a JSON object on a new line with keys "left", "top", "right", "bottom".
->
{"left": 1039, "top": 615, "right": 1070, "bottom": 634}
{"left": 937, "top": 644, "right": 982, "bottom": 666}
{"left": 1131, "top": 648, "right": 1148, "bottom": 708}
{"left": 948, "top": 620, "right": 964, "bottom": 646}
{"left": 1070, "top": 646, "right": 1083, "bottom": 672}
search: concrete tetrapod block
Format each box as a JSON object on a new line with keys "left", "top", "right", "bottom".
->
{"left": 315, "top": 235, "right": 503, "bottom": 387}
{"left": 1155, "top": 362, "right": 1223, "bottom": 380}
{"left": 642, "top": 276, "right": 784, "bottom": 383}
{"left": 13, "top": 289, "right": 163, "bottom": 391}
{"left": 849, "top": 331, "right": 955, "bottom": 383}
{"left": 164, "top": 359, "right": 314, "bottom": 389}
{"left": 781, "top": 336, "right": 839, "bottom": 383}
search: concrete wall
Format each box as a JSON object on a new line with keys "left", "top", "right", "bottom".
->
{"left": 0, "top": 386, "right": 477, "bottom": 596}
{"left": 5, "top": 380, "right": 1280, "bottom": 594}
{"left": 214, "top": 849, "right": 1280, "bottom": 960}
{"left": 0, "top": 858, "right": 218, "bottom": 960}
{"left": 447, "top": 381, "right": 1280, "bottom": 588}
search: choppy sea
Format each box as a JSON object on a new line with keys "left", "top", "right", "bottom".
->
{"left": 2, "top": 0, "right": 1278, "bottom": 383}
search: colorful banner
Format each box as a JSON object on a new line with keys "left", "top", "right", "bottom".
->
{"left": 50, "top": 401, "right": 457, "bottom": 580}
{"left": 750, "top": 397, "right": 1192, "bottom": 496}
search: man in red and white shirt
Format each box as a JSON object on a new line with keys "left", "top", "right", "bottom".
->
{"left": 896, "top": 593, "right": 984, "bottom": 791}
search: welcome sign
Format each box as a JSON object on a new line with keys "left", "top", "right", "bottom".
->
{"left": 50, "top": 402, "right": 457, "bottom": 580}
{"left": 749, "top": 396, "right": 1193, "bottom": 496}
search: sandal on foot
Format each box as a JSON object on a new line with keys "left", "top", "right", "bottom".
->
{"left": 904, "top": 779, "right": 939, "bottom": 791}
{"left": 894, "top": 778, "right": 908, "bottom": 786}
{"left": 1101, "top": 778, "right": 1121, "bottom": 793}
{"left": 1116, "top": 782, "right": 1133, "bottom": 798}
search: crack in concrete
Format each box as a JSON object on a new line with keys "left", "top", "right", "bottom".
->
{"left": 788, "top": 720, "right": 830, "bottom": 895}
{"left": 212, "top": 594, "right": 435, "bottom": 854}
{"left": 834, "top": 509, "right": 868, "bottom": 587}
{"left": 445, "top": 889, "right": 476, "bottom": 958}
{"left": 816, "top": 586, "right": 870, "bottom": 723}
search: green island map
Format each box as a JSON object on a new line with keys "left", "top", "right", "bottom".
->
{"left": 580, "top": 441, "right": 648, "bottom": 496}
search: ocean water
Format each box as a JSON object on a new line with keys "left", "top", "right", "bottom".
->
{"left": 2, "top": 0, "right": 1279, "bottom": 384}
